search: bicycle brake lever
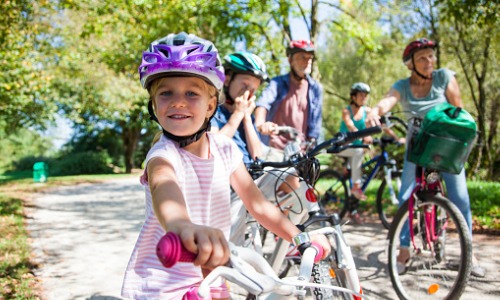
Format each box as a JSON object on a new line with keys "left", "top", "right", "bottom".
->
{"left": 198, "top": 245, "right": 290, "bottom": 297}
{"left": 198, "top": 266, "right": 279, "bottom": 297}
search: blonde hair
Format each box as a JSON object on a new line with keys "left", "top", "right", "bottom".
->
{"left": 148, "top": 76, "right": 220, "bottom": 145}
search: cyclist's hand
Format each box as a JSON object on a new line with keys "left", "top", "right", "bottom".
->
{"left": 397, "top": 137, "right": 406, "bottom": 145}
{"left": 363, "top": 135, "right": 373, "bottom": 145}
{"left": 177, "top": 224, "right": 230, "bottom": 270}
{"left": 311, "top": 234, "right": 331, "bottom": 259}
{"left": 258, "top": 121, "right": 279, "bottom": 135}
{"left": 365, "top": 111, "right": 381, "bottom": 127}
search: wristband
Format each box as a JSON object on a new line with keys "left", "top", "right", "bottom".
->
{"left": 292, "top": 232, "right": 311, "bottom": 246}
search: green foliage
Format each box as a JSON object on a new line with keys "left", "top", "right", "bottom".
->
{"left": 49, "top": 151, "right": 114, "bottom": 176}
{"left": 11, "top": 156, "right": 49, "bottom": 172}
{"left": 1, "top": 0, "right": 497, "bottom": 179}
{"left": 0, "top": 1, "right": 58, "bottom": 131}
{"left": 0, "top": 127, "right": 53, "bottom": 172}
{"left": 468, "top": 181, "right": 500, "bottom": 223}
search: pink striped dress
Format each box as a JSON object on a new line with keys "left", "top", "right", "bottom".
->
{"left": 121, "top": 133, "right": 242, "bottom": 299}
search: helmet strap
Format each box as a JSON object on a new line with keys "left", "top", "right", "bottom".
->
{"left": 223, "top": 75, "right": 236, "bottom": 105}
{"left": 290, "top": 66, "right": 305, "bottom": 81}
{"left": 147, "top": 100, "right": 213, "bottom": 148}
{"left": 350, "top": 100, "right": 361, "bottom": 108}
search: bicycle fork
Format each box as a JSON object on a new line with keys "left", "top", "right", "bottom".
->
{"left": 383, "top": 165, "right": 400, "bottom": 205}
{"left": 409, "top": 193, "right": 447, "bottom": 256}
{"left": 313, "top": 226, "right": 363, "bottom": 299}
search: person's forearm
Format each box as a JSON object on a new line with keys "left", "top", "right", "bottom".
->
{"left": 218, "top": 111, "right": 245, "bottom": 138}
{"left": 253, "top": 107, "right": 267, "bottom": 128}
{"left": 242, "top": 116, "right": 263, "bottom": 159}
{"left": 244, "top": 187, "right": 301, "bottom": 242}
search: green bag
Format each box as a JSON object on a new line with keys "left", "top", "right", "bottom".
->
{"left": 407, "top": 102, "right": 477, "bottom": 174}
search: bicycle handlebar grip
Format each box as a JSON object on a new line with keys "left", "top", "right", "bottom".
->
{"left": 344, "top": 126, "right": 382, "bottom": 143}
{"left": 156, "top": 232, "right": 196, "bottom": 268}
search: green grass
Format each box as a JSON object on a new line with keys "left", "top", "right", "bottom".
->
{"left": 468, "top": 181, "right": 500, "bottom": 231}
{"left": 0, "top": 172, "right": 137, "bottom": 299}
{"left": 316, "top": 177, "right": 500, "bottom": 231}
{"left": 0, "top": 194, "right": 39, "bottom": 299}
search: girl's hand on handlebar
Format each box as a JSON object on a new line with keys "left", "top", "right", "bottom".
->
{"left": 310, "top": 234, "right": 331, "bottom": 259}
{"left": 176, "top": 224, "right": 230, "bottom": 270}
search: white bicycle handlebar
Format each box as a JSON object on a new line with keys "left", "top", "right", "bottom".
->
{"left": 157, "top": 229, "right": 365, "bottom": 299}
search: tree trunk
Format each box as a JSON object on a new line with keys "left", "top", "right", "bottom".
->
{"left": 121, "top": 122, "right": 141, "bottom": 174}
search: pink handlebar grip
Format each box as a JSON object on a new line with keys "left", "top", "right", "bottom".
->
{"left": 311, "top": 242, "right": 324, "bottom": 263}
{"left": 156, "top": 232, "right": 197, "bottom": 268}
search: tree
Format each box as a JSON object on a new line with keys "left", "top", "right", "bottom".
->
{"left": 0, "top": 1, "right": 57, "bottom": 132}
{"left": 439, "top": 0, "right": 499, "bottom": 179}
{"left": 51, "top": 0, "right": 285, "bottom": 173}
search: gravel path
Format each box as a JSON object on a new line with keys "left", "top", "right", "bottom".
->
{"left": 27, "top": 177, "right": 499, "bottom": 300}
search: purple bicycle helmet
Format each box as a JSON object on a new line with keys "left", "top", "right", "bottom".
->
{"left": 139, "top": 32, "right": 225, "bottom": 90}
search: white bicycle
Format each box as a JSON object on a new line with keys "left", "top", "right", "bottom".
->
{"left": 242, "top": 126, "right": 382, "bottom": 299}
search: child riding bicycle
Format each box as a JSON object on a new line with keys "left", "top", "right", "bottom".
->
{"left": 338, "top": 82, "right": 373, "bottom": 203}
{"left": 120, "top": 32, "right": 331, "bottom": 300}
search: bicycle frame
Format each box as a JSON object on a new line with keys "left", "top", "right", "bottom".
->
{"left": 408, "top": 166, "right": 446, "bottom": 252}
{"left": 360, "top": 151, "right": 388, "bottom": 192}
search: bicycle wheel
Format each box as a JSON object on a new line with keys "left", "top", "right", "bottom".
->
{"left": 387, "top": 193, "right": 472, "bottom": 300}
{"left": 315, "top": 169, "right": 349, "bottom": 219}
{"left": 311, "top": 252, "right": 350, "bottom": 300}
{"left": 376, "top": 169, "right": 402, "bottom": 230}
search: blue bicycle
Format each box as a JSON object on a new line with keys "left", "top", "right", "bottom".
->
{"left": 315, "top": 115, "right": 407, "bottom": 229}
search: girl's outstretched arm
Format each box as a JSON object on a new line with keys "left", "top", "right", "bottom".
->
{"left": 147, "top": 157, "right": 230, "bottom": 269}
{"left": 230, "top": 162, "right": 331, "bottom": 257}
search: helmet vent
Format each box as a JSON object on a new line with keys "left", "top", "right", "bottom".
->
{"left": 158, "top": 49, "right": 170, "bottom": 58}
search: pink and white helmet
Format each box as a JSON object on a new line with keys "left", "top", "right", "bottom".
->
{"left": 139, "top": 32, "right": 225, "bottom": 90}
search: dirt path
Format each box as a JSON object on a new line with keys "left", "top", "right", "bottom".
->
{"left": 27, "top": 177, "right": 499, "bottom": 300}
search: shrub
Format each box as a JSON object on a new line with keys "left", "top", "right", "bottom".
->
{"left": 12, "top": 156, "right": 50, "bottom": 171}
{"left": 49, "top": 151, "right": 114, "bottom": 176}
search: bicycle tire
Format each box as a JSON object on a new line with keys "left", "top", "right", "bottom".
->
{"left": 315, "top": 169, "right": 349, "bottom": 219}
{"left": 311, "top": 251, "right": 351, "bottom": 300}
{"left": 387, "top": 193, "right": 472, "bottom": 300}
{"left": 376, "top": 170, "right": 402, "bottom": 230}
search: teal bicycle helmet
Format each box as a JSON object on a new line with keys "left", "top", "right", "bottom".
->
{"left": 223, "top": 52, "right": 269, "bottom": 83}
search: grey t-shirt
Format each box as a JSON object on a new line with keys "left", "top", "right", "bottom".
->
{"left": 392, "top": 68, "right": 455, "bottom": 120}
